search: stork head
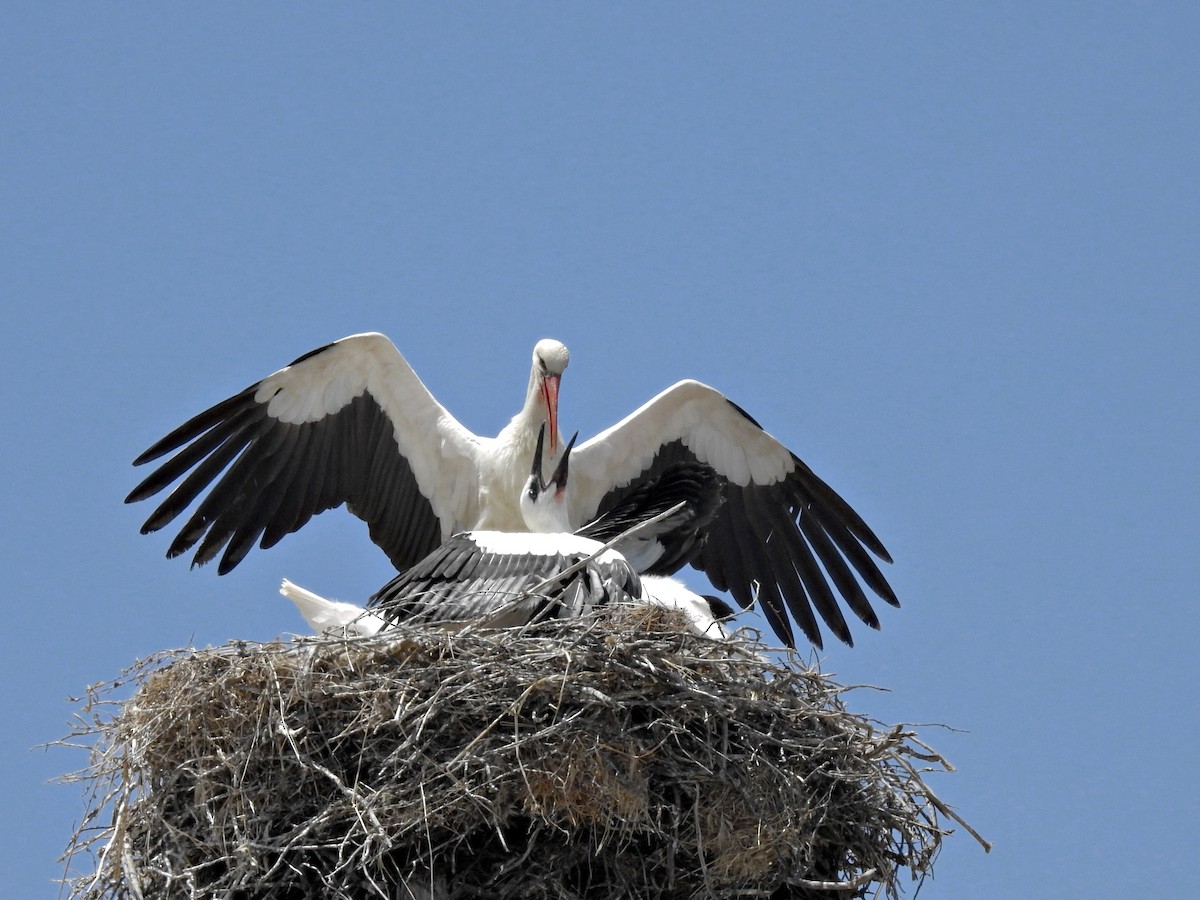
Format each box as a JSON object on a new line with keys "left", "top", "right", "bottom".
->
{"left": 531, "top": 339, "right": 569, "bottom": 454}
{"left": 521, "top": 422, "right": 578, "bottom": 533}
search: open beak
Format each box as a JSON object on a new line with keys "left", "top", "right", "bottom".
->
{"left": 540, "top": 373, "right": 560, "bottom": 455}
{"left": 549, "top": 431, "right": 578, "bottom": 497}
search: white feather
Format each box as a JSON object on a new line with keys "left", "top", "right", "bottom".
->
{"left": 569, "top": 379, "right": 795, "bottom": 524}
{"left": 468, "top": 529, "right": 623, "bottom": 565}
{"left": 280, "top": 578, "right": 387, "bottom": 637}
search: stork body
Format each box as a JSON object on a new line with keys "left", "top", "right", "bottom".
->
{"left": 130, "top": 334, "right": 896, "bottom": 648}
{"left": 282, "top": 427, "right": 732, "bottom": 639}
{"left": 366, "top": 428, "right": 710, "bottom": 629}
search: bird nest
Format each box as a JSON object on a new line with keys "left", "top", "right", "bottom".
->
{"left": 60, "top": 606, "right": 984, "bottom": 899}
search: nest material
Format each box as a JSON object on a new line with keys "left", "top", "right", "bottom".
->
{"left": 61, "top": 605, "right": 979, "bottom": 899}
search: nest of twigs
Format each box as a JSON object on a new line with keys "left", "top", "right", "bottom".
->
{"left": 61, "top": 605, "right": 983, "bottom": 899}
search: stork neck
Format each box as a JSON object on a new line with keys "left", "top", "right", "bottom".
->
{"left": 523, "top": 367, "right": 546, "bottom": 423}
{"left": 500, "top": 368, "right": 550, "bottom": 452}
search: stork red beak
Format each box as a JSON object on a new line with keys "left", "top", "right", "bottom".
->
{"left": 541, "top": 373, "right": 560, "bottom": 454}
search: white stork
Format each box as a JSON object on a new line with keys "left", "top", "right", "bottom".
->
{"left": 128, "top": 333, "right": 896, "bottom": 648}
{"left": 281, "top": 426, "right": 733, "bottom": 640}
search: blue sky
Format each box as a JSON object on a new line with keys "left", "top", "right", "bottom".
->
{"left": 4, "top": 4, "right": 1197, "bottom": 896}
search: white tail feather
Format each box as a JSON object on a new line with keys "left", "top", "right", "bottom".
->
{"left": 280, "top": 578, "right": 387, "bottom": 637}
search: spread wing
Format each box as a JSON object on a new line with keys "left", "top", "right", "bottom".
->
{"left": 569, "top": 380, "right": 897, "bottom": 649}
{"left": 126, "top": 333, "right": 482, "bottom": 573}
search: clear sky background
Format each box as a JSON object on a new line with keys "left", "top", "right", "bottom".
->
{"left": 3, "top": 4, "right": 1197, "bottom": 897}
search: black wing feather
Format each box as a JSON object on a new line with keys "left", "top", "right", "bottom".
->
{"left": 126, "top": 402, "right": 260, "bottom": 504}
{"left": 131, "top": 387, "right": 263, "bottom": 466}
{"left": 745, "top": 485, "right": 829, "bottom": 647}
{"left": 141, "top": 405, "right": 266, "bottom": 537}
{"left": 790, "top": 453, "right": 893, "bottom": 562}
{"left": 368, "top": 535, "right": 641, "bottom": 628}
{"left": 201, "top": 421, "right": 316, "bottom": 569}
{"left": 578, "top": 460, "right": 723, "bottom": 575}
{"left": 588, "top": 432, "right": 897, "bottom": 649}
{"left": 128, "top": 366, "right": 444, "bottom": 573}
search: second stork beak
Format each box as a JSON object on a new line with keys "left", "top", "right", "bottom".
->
{"left": 541, "top": 373, "right": 560, "bottom": 455}
{"left": 531, "top": 423, "right": 548, "bottom": 490}
{"left": 549, "top": 431, "right": 579, "bottom": 495}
